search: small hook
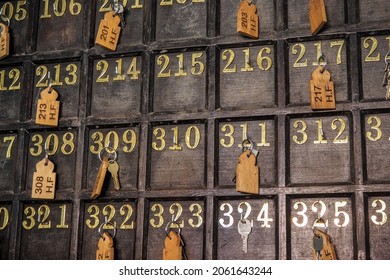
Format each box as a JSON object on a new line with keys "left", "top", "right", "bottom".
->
{"left": 318, "top": 54, "right": 327, "bottom": 73}
{"left": 47, "top": 71, "right": 53, "bottom": 90}
{"left": 165, "top": 220, "right": 182, "bottom": 239}
{"left": 98, "top": 218, "right": 117, "bottom": 239}
{"left": 44, "top": 142, "right": 49, "bottom": 165}
{"left": 0, "top": 8, "right": 10, "bottom": 28}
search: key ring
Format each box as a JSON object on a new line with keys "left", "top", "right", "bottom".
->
{"left": 98, "top": 217, "right": 117, "bottom": 239}
{"left": 312, "top": 217, "right": 328, "bottom": 235}
{"left": 241, "top": 138, "right": 254, "bottom": 153}
{"left": 0, "top": 8, "right": 10, "bottom": 28}
{"left": 318, "top": 54, "right": 327, "bottom": 73}
{"left": 165, "top": 220, "right": 182, "bottom": 239}
{"left": 98, "top": 145, "right": 118, "bottom": 163}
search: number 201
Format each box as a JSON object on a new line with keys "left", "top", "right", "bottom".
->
{"left": 160, "top": 0, "right": 204, "bottom": 6}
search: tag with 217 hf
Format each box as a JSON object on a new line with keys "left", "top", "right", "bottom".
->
{"left": 0, "top": 23, "right": 10, "bottom": 60}
{"left": 237, "top": 0, "right": 259, "bottom": 39}
{"left": 35, "top": 87, "right": 60, "bottom": 126}
{"left": 32, "top": 158, "right": 56, "bottom": 199}
{"left": 95, "top": 11, "right": 121, "bottom": 51}
{"left": 310, "top": 66, "right": 335, "bottom": 110}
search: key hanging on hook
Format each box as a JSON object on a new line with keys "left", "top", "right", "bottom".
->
{"left": 237, "top": 0, "right": 259, "bottom": 39}
{"left": 35, "top": 71, "right": 61, "bottom": 127}
{"left": 31, "top": 143, "right": 56, "bottom": 199}
{"left": 95, "top": 0, "right": 123, "bottom": 51}
{"left": 310, "top": 54, "right": 336, "bottom": 110}
{"left": 96, "top": 218, "right": 116, "bottom": 260}
{"left": 383, "top": 52, "right": 390, "bottom": 100}
{"left": 235, "top": 138, "right": 260, "bottom": 194}
{"left": 163, "top": 220, "right": 187, "bottom": 260}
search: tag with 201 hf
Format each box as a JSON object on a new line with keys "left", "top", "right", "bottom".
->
{"left": 32, "top": 158, "right": 56, "bottom": 199}
{"left": 0, "top": 23, "right": 10, "bottom": 60}
{"left": 35, "top": 87, "right": 60, "bottom": 126}
{"left": 237, "top": 0, "right": 259, "bottom": 39}
{"left": 310, "top": 65, "right": 335, "bottom": 110}
{"left": 235, "top": 143, "right": 259, "bottom": 195}
{"left": 95, "top": 11, "right": 121, "bottom": 51}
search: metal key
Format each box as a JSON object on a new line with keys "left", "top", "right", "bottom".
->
{"left": 313, "top": 234, "right": 324, "bottom": 260}
{"left": 108, "top": 160, "right": 121, "bottom": 190}
{"left": 238, "top": 219, "right": 252, "bottom": 253}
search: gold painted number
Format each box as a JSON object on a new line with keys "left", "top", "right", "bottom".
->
{"left": 363, "top": 37, "right": 380, "bottom": 62}
{"left": 3, "top": 135, "right": 16, "bottom": 159}
{"left": 119, "top": 204, "right": 134, "bottom": 229}
{"left": 188, "top": 203, "right": 203, "bottom": 228}
{"left": 150, "top": 203, "right": 164, "bottom": 228}
{"left": 366, "top": 116, "right": 382, "bottom": 142}
{"left": 292, "top": 120, "right": 308, "bottom": 145}
{"left": 0, "top": 207, "right": 9, "bottom": 230}
{"left": 30, "top": 133, "right": 75, "bottom": 156}
{"left": 292, "top": 43, "right": 308, "bottom": 68}
{"left": 41, "top": 0, "right": 82, "bottom": 18}
{"left": 292, "top": 201, "right": 308, "bottom": 227}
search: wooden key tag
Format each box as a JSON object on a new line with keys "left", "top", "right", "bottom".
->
{"left": 163, "top": 231, "right": 183, "bottom": 260}
{"left": 313, "top": 229, "right": 337, "bottom": 260}
{"left": 32, "top": 158, "right": 56, "bottom": 199}
{"left": 35, "top": 87, "right": 60, "bottom": 127}
{"left": 91, "top": 156, "right": 109, "bottom": 199}
{"left": 0, "top": 23, "right": 10, "bottom": 60}
{"left": 309, "top": 0, "right": 327, "bottom": 35}
{"left": 237, "top": 0, "right": 259, "bottom": 39}
{"left": 236, "top": 149, "right": 259, "bottom": 195}
{"left": 95, "top": 11, "right": 121, "bottom": 51}
{"left": 310, "top": 66, "right": 335, "bottom": 110}
{"left": 96, "top": 232, "right": 114, "bottom": 260}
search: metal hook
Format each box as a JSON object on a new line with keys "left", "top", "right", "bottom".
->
{"left": 318, "top": 54, "right": 327, "bottom": 73}
{"left": 98, "top": 217, "right": 117, "bottom": 239}
{"left": 47, "top": 71, "right": 53, "bottom": 90}
{"left": 44, "top": 142, "right": 49, "bottom": 165}
{"left": 165, "top": 220, "right": 182, "bottom": 239}
{"left": 98, "top": 141, "right": 118, "bottom": 162}
{"left": 241, "top": 138, "right": 254, "bottom": 153}
{"left": 0, "top": 8, "right": 10, "bottom": 28}
{"left": 312, "top": 217, "right": 328, "bottom": 235}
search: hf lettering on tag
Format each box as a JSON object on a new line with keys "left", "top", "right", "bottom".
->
{"left": 95, "top": 11, "right": 121, "bottom": 51}
{"left": 310, "top": 66, "right": 335, "bottom": 110}
{"left": 237, "top": 0, "right": 259, "bottom": 39}
{"left": 35, "top": 87, "right": 60, "bottom": 127}
{"left": 96, "top": 232, "right": 114, "bottom": 260}
{"left": 32, "top": 158, "right": 56, "bottom": 199}
{"left": 0, "top": 23, "right": 10, "bottom": 60}
{"left": 309, "top": 0, "right": 327, "bottom": 35}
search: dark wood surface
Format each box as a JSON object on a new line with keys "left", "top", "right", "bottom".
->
{"left": 0, "top": 0, "right": 390, "bottom": 260}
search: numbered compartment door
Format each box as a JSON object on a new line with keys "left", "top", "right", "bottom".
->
{"left": 19, "top": 202, "right": 72, "bottom": 259}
